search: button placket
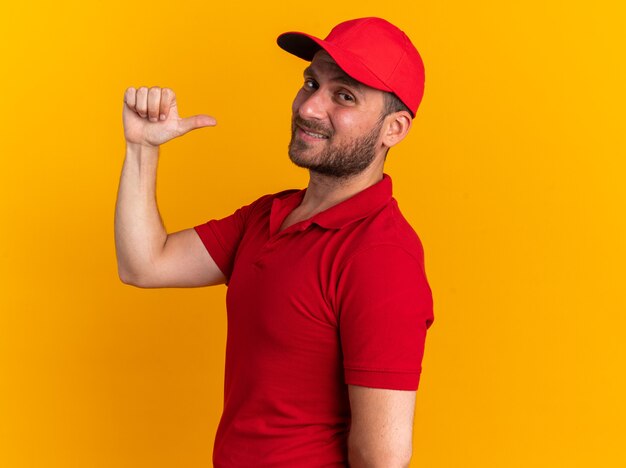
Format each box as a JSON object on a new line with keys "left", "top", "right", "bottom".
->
{"left": 254, "top": 233, "right": 285, "bottom": 267}
{"left": 253, "top": 223, "right": 311, "bottom": 267}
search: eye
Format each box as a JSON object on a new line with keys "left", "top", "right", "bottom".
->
{"left": 337, "top": 92, "right": 355, "bottom": 103}
{"left": 303, "top": 78, "right": 318, "bottom": 91}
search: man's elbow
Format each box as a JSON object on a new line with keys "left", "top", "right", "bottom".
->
{"left": 117, "top": 267, "right": 147, "bottom": 287}
{"left": 347, "top": 443, "right": 412, "bottom": 468}
{"left": 118, "top": 270, "right": 133, "bottom": 285}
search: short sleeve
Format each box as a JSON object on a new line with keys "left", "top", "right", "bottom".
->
{"left": 337, "top": 244, "right": 434, "bottom": 391}
{"left": 193, "top": 197, "right": 264, "bottom": 284}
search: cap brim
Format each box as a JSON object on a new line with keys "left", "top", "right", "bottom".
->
{"left": 277, "top": 31, "right": 393, "bottom": 95}
{"left": 277, "top": 32, "right": 323, "bottom": 61}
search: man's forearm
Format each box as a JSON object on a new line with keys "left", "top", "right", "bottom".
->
{"left": 114, "top": 142, "right": 167, "bottom": 283}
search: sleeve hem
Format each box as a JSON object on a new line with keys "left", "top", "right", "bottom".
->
{"left": 344, "top": 367, "right": 421, "bottom": 391}
{"left": 193, "top": 224, "right": 230, "bottom": 279}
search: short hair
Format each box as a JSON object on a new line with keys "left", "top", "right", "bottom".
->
{"left": 381, "top": 91, "right": 411, "bottom": 117}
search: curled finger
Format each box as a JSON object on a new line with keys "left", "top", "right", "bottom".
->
{"left": 135, "top": 86, "right": 149, "bottom": 118}
{"left": 124, "top": 87, "right": 136, "bottom": 109}
{"left": 148, "top": 87, "right": 162, "bottom": 122}
{"left": 160, "top": 87, "right": 175, "bottom": 120}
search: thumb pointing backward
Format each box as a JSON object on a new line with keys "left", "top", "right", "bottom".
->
{"left": 177, "top": 114, "right": 217, "bottom": 136}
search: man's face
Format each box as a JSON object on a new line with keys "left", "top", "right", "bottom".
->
{"left": 288, "top": 50, "right": 387, "bottom": 179}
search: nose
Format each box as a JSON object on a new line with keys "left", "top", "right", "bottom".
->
{"left": 295, "top": 88, "right": 327, "bottom": 121}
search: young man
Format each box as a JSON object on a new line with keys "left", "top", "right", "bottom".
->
{"left": 116, "top": 17, "right": 434, "bottom": 467}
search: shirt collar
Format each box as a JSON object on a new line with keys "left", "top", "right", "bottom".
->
{"left": 270, "top": 173, "right": 393, "bottom": 233}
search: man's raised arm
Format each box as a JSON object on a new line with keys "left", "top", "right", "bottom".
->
{"left": 114, "top": 86, "right": 224, "bottom": 288}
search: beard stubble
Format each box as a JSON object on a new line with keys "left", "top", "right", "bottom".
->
{"left": 288, "top": 114, "right": 384, "bottom": 179}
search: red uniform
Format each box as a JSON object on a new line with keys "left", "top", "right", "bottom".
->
{"left": 194, "top": 173, "right": 434, "bottom": 467}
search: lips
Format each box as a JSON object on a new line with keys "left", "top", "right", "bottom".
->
{"left": 293, "top": 115, "right": 332, "bottom": 140}
{"left": 297, "top": 124, "right": 329, "bottom": 140}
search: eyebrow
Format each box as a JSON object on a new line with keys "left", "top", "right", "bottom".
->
{"left": 303, "top": 65, "right": 365, "bottom": 95}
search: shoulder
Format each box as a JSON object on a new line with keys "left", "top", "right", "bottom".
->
{"left": 334, "top": 200, "right": 434, "bottom": 322}
{"left": 340, "top": 197, "right": 426, "bottom": 268}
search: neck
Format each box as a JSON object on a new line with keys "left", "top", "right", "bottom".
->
{"left": 300, "top": 159, "right": 385, "bottom": 215}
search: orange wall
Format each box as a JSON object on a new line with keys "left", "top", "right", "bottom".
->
{"left": 1, "top": 1, "right": 624, "bottom": 466}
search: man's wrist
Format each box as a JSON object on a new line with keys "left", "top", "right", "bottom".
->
{"left": 125, "top": 141, "right": 160, "bottom": 155}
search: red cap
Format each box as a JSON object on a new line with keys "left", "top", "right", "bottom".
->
{"left": 277, "top": 17, "right": 425, "bottom": 117}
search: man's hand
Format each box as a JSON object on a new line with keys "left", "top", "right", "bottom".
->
{"left": 122, "top": 86, "right": 216, "bottom": 148}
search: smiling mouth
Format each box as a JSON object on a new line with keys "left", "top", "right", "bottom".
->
{"left": 297, "top": 125, "right": 329, "bottom": 140}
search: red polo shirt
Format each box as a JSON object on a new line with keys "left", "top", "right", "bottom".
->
{"left": 194, "top": 173, "right": 434, "bottom": 467}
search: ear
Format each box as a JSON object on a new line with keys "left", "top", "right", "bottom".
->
{"left": 381, "top": 111, "right": 412, "bottom": 150}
